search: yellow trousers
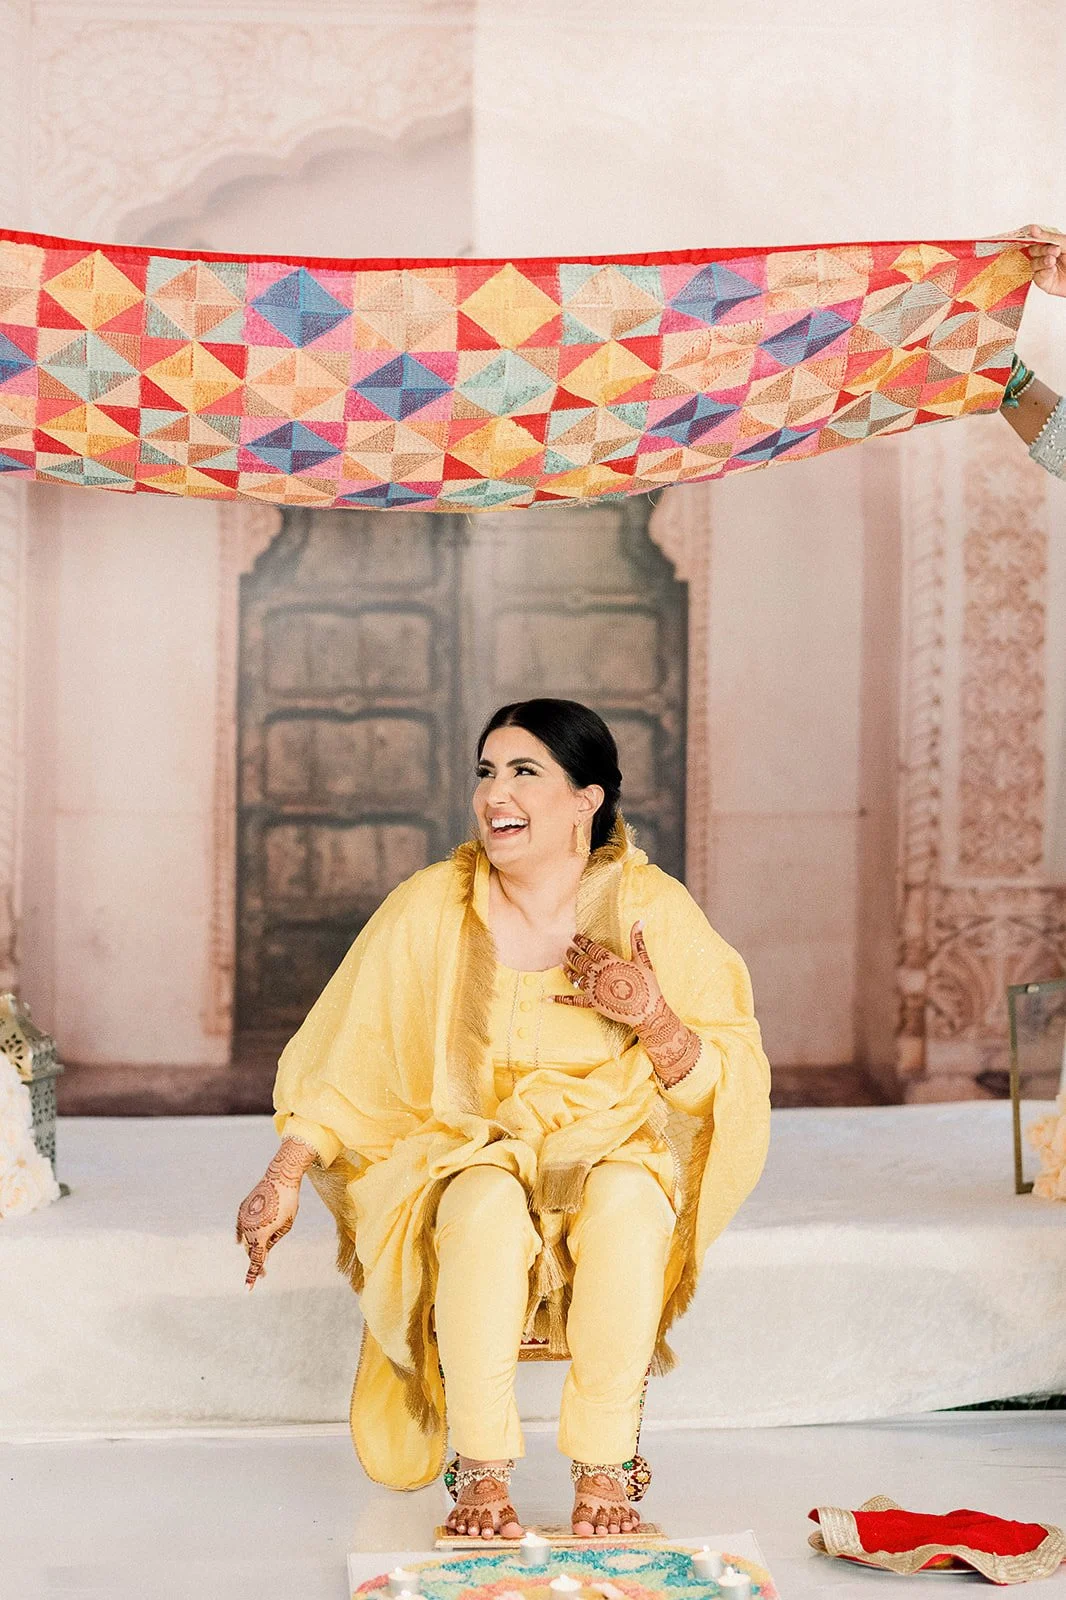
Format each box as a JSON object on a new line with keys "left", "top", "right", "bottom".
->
{"left": 434, "top": 1162, "right": 675, "bottom": 1463}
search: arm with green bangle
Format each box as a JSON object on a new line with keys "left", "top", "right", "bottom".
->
{"left": 1000, "top": 225, "right": 1066, "bottom": 476}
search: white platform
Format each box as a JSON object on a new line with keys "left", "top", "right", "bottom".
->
{"left": 3, "top": 1104, "right": 1066, "bottom": 1437}
{"left": 3, "top": 1416, "right": 1065, "bottom": 1600}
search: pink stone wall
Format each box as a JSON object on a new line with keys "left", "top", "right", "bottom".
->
{"left": 8, "top": 0, "right": 1066, "bottom": 1098}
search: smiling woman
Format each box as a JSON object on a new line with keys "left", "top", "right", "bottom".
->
{"left": 236, "top": 697, "right": 771, "bottom": 1540}
{"left": 474, "top": 701, "right": 619, "bottom": 972}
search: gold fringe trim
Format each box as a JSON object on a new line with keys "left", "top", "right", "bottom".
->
{"left": 307, "top": 1156, "right": 365, "bottom": 1294}
{"left": 576, "top": 819, "right": 637, "bottom": 1059}
{"left": 651, "top": 1106, "right": 716, "bottom": 1369}
{"left": 395, "top": 1174, "right": 450, "bottom": 1433}
{"left": 523, "top": 1289, "right": 570, "bottom": 1354}
{"left": 310, "top": 1154, "right": 445, "bottom": 1437}
{"left": 533, "top": 1161, "right": 591, "bottom": 1214}
{"left": 523, "top": 1234, "right": 570, "bottom": 1343}
{"left": 447, "top": 841, "right": 497, "bottom": 1116}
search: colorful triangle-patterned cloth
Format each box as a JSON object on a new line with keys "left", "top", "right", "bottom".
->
{"left": 0, "top": 228, "right": 1032, "bottom": 512}
{"left": 810, "top": 1496, "right": 1066, "bottom": 1584}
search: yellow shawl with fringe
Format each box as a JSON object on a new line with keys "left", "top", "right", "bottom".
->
{"left": 272, "top": 822, "right": 770, "bottom": 1489}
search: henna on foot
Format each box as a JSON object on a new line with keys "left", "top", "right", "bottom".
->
{"left": 445, "top": 1458, "right": 523, "bottom": 1541}
{"left": 571, "top": 1470, "right": 640, "bottom": 1538}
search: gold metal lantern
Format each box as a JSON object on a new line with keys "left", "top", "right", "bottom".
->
{"left": 1006, "top": 978, "right": 1066, "bottom": 1194}
{"left": 0, "top": 992, "right": 64, "bottom": 1174}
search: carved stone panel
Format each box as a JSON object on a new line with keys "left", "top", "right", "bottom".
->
{"left": 897, "top": 425, "right": 1065, "bottom": 1098}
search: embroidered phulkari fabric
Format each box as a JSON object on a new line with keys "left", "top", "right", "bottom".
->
{"left": 0, "top": 228, "right": 1032, "bottom": 512}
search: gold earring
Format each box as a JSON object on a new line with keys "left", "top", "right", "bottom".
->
{"left": 574, "top": 820, "right": 591, "bottom": 859}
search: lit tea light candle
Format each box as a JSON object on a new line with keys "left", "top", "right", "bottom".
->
{"left": 717, "top": 1567, "right": 751, "bottom": 1600}
{"left": 549, "top": 1576, "right": 582, "bottom": 1594}
{"left": 690, "top": 1548, "right": 724, "bottom": 1582}
{"left": 518, "top": 1532, "right": 551, "bottom": 1568}
{"left": 387, "top": 1569, "right": 420, "bottom": 1596}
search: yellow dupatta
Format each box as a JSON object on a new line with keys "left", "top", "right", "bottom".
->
{"left": 272, "top": 821, "right": 771, "bottom": 1488}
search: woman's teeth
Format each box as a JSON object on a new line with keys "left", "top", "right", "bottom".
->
{"left": 490, "top": 818, "right": 527, "bottom": 833}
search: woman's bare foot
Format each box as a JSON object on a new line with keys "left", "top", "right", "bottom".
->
{"left": 445, "top": 1457, "right": 524, "bottom": 1540}
{"left": 571, "top": 1471, "right": 640, "bottom": 1537}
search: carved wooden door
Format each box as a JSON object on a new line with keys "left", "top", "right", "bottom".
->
{"left": 236, "top": 499, "right": 685, "bottom": 1035}
{"left": 458, "top": 498, "right": 686, "bottom": 875}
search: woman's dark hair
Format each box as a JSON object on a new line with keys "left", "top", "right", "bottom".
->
{"left": 476, "top": 699, "right": 622, "bottom": 851}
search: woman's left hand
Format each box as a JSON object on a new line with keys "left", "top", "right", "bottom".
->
{"left": 557, "top": 922, "right": 704, "bottom": 1087}
{"left": 555, "top": 922, "right": 661, "bottom": 1027}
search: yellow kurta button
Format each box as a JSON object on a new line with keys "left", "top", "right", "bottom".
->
{"left": 516, "top": 1026, "right": 530, "bottom": 1040}
{"left": 523, "top": 973, "right": 537, "bottom": 986}
{"left": 519, "top": 1000, "right": 533, "bottom": 1013}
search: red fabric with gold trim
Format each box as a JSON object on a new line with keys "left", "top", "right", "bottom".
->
{"left": 809, "top": 1497, "right": 1066, "bottom": 1585}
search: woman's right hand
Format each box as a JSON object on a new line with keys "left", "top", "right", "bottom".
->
{"left": 236, "top": 1136, "right": 317, "bottom": 1289}
{"left": 1016, "top": 224, "right": 1066, "bottom": 297}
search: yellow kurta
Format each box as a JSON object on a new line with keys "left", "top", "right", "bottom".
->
{"left": 489, "top": 962, "right": 679, "bottom": 1212}
{"left": 272, "top": 822, "right": 771, "bottom": 1489}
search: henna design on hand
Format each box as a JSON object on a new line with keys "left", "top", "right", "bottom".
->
{"left": 584, "top": 953, "right": 653, "bottom": 1020}
{"left": 236, "top": 1136, "right": 317, "bottom": 1289}
{"left": 636, "top": 994, "right": 703, "bottom": 1085}
{"left": 269, "top": 1135, "right": 319, "bottom": 1183}
{"left": 555, "top": 922, "right": 701, "bottom": 1088}
{"left": 558, "top": 925, "right": 658, "bottom": 1025}
{"left": 238, "top": 1177, "right": 280, "bottom": 1232}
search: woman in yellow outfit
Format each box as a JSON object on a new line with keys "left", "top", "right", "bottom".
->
{"left": 237, "top": 699, "right": 771, "bottom": 1539}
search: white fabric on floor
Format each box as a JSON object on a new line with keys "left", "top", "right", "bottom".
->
{"left": 2, "top": 1104, "right": 1065, "bottom": 1436}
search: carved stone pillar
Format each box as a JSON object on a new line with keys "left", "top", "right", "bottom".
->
{"left": 0, "top": 480, "right": 25, "bottom": 991}
{"left": 205, "top": 504, "right": 284, "bottom": 1046}
{"left": 898, "top": 424, "right": 1066, "bottom": 1099}
{"left": 0, "top": 0, "right": 33, "bottom": 989}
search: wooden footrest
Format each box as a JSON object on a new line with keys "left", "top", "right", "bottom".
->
{"left": 434, "top": 1524, "right": 665, "bottom": 1549}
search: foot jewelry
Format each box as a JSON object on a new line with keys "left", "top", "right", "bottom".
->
{"left": 444, "top": 1456, "right": 515, "bottom": 1502}
{"left": 570, "top": 1456, "right": 652, "bottom": 1503}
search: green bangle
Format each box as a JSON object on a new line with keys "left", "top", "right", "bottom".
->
{"left": 1003, "top": 353, "right": 1036, "bottom": 408}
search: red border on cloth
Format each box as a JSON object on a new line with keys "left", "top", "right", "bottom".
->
{"left": 0, "top": 225, "right": 1027, "bottom": 274}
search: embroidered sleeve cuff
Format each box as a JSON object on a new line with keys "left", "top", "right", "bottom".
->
{"left": 273, "top": 1112, "right": 342, "bottom": 1168}
{"left": 656, "top": 1041, "right": 719, "bottom": 1115}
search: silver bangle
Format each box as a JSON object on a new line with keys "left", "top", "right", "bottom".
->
{"left": 1030, "top": 396, "right": 1066, "bottom": 480}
